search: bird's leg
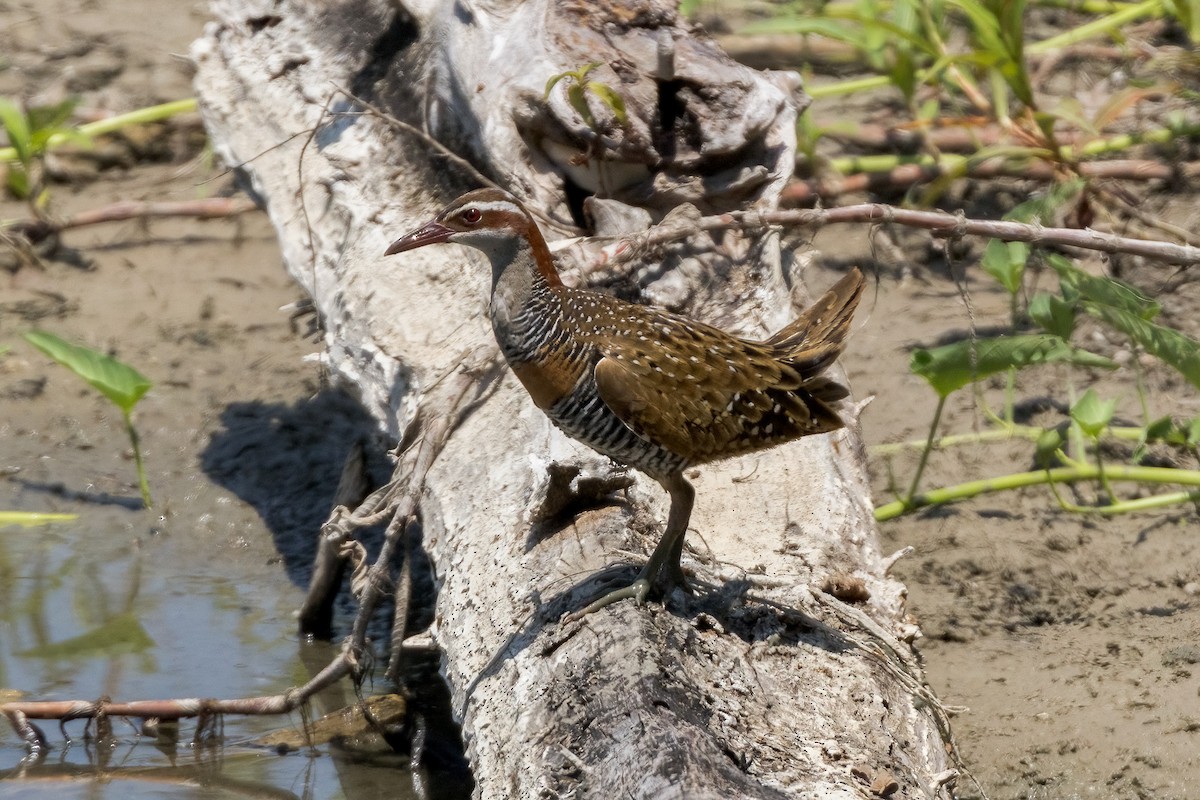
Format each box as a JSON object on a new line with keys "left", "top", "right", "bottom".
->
{"left": 567, "top": 474, "right": 695, "bottom": 619}
{"left": 647, "top": 473, "right": 694, "bottom": 594}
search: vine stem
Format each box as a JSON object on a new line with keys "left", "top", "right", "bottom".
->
{"left": 903, "top": 395, "right": 946, "bottom": 510}
{"left": 875, "top": 463, "right": 1200, "bottom": 520}
{"left": 123, "top": 410, "right": 152, "bottom": 510}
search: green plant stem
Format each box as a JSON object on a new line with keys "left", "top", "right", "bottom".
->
{"left": 1046, "top": 474, "right": 1197, "bottom": 515}
{"left": 871, "top": 422, "right": 1153, "bottom": 455}
{"left": 123, "top": 410, "right": 152, "bottom": 510}
{"left": 903, "top": 394, "right": 947, "bottom": 509}
{"left": 1062, "top": 489, "right": 1200, "bottom": 514}
{"left": 875, "top": 463, "right": 1200, "bottom": 520}
{"left": 1033, "top": 0, "right": 1139, "bottom": 11}
{"left": 1027, "top": 0, "right": 1163, "bottom": 53}
{"left": 1092, "top": 436, "right": 1116, "bottom": 501}
{"left": 809, "top": 75, "right": 893, "bottom": 100}
{"left": 0, "top": 99, "right": 197, "bottom": 163}
{"left": 1065, "top": 119, "right": 1200, "bottom": 160}
{"left": 0, "top": 511, "right": 79, "bottom": 527}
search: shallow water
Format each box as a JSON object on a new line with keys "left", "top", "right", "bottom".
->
{"left": 0, "top": 512, "right": 371, "bottom": 797}
{"left": 0, "top": 505, "right": 467, "bottom": 800}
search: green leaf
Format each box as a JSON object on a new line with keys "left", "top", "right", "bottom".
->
{"left": 1135, "top": 415, "right": 1186, "bottom": 462}
{"left": 1006, "top": 180, "right": 1085, "bottom": 224}
{"left": 1082, "top": 302, "right": 1200, "bottom": 390}
{"left": 1188, "top": 417, "right": 1200, "bottom": 447}
{"left": 0, "top": 97, "right": 32, "bottom": 165}
{"left": 5, "top": 166, "right": 31, "bottom": 199}
{"left": 1033, "top": 427, "right": 1065, "bottom": 469}
{"left": 1048, "top": 254, "right": 1159, "bottom": 320}
{"left": 25, "top": 96, "right": 78, "bottom": 136}
{"left": 586, "top": 81, "right": 627, "bottom": 125}
{"left": 545, "top": 72, "right": 567, "bottom": 98}
{"left": 23, "top": 330, "right": 152, "bottom": 413}
{"left": 981, "top": 237, "right": 1027, "bottom": 295}
{"left": 910, "top": 334, "right": 1116, "bottom": 399}
{"left": 566, "top": 83, "right": 595, "bottom": 129}
{"left": 1028, "top": 291, "right": 1076, "bottom": 340}
{"left": 1070, "top": 388, "right": 1116, "bottom": 440}
{"left": 1144, "top": 416, "right": 1176, "bottom": 442}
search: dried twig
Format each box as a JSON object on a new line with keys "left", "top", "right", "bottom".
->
{"left": 588, "top": 203, "right": 1200, "bottom": 273}
{"left": 298, "top": 440, "right": 372, "bottom": 639}
{"left": 2, "top": 647, "right": 353, "bottom": 750}
{"left": 6, "top": 197, "right": 260, "bottom": 246}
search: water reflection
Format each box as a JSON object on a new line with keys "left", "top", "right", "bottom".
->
{"left": 0, "top": 516, "right": 470, "bottom": 799}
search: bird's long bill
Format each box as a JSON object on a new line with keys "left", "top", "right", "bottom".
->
{"left": 384, "top": 220, "right": 454, "bottom": 255}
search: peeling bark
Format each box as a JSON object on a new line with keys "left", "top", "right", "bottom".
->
{"left": 192, "top": 1, "right": 957, "bottom": 797}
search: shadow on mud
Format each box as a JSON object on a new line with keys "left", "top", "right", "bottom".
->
{"left": 199, "top": 388, "right": 392, "bottom": 587}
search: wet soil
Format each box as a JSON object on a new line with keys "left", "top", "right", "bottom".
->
{"left": 2, "top": 1, "right": 1199, "bottom": 799}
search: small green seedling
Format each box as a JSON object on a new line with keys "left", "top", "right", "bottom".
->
{"left": 23, "top": 330, "right": 154, "bottom": 509}
{"left": 0, "top": 96, "right": 90, "bottom": 209}
{"left": 545, "top": 63, "right": 627, "bottom": 130}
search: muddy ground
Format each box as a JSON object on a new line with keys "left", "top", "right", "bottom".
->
{"left": 2, "top": 1, "right": 1199, "bottom": 799}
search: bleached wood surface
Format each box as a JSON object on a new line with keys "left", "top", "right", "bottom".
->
{"left": 193, "top": 1, "right": 957, "bottom": 797}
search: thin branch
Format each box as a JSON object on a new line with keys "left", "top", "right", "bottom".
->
{"left": 6, "top": 197, "right": 260, "bottom": 245}
{"left": 590, "top": 203, "right": 1200, "bottom": 272}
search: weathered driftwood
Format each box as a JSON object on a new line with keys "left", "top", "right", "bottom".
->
{"left": 192, "top": 1, "right": 957, "bottom": 797}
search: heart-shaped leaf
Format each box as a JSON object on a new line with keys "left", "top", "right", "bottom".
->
{"left": 24, "top": 330, "right": 151, "bottom": 414}
{"left": 911, "top": 334, "right": 1115, "bottom": 399}
{"left": 1070, "top": 388, "right": 1116, "bottom": 440}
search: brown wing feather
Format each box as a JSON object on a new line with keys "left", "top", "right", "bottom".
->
{"left": 586, "top": 299, "right": 846, "bottom": 465}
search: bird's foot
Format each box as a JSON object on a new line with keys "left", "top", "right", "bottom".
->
{"left": 565, "top": 577, "right": 653, "bottom": 621}
{"left": 564, "top": 565, "right": 692, "bottom": 621}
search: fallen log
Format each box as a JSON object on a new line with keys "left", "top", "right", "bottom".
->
{"left": 192, "top": 1, "right": 959, "bottom": 796}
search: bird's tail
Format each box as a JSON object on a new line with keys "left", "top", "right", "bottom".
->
{"left": 765, "top": 267, "right": 865, "bottom": 377}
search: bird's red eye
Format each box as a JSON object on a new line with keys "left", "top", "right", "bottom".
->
{"left": 462, "top": 208, "right": 482, "bottom": 224}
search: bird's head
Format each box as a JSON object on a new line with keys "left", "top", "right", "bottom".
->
{"left": 385, "top": 188, "right": 535, "bottom": 257}
{"left": 385, "top": 188, "right": 560, "bottom": 287}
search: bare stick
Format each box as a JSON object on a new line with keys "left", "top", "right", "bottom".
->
{"left": 592, "top": 203, "right": 1200, "bottom": 271}
{"left": 7, "top": 197, "right": 260, "bottom": 245}
{"left": 2, "top": 648, "right": 353, "bottom": 750}
{"left": 298, "top": 440, "right": 371, "bottom": 639}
